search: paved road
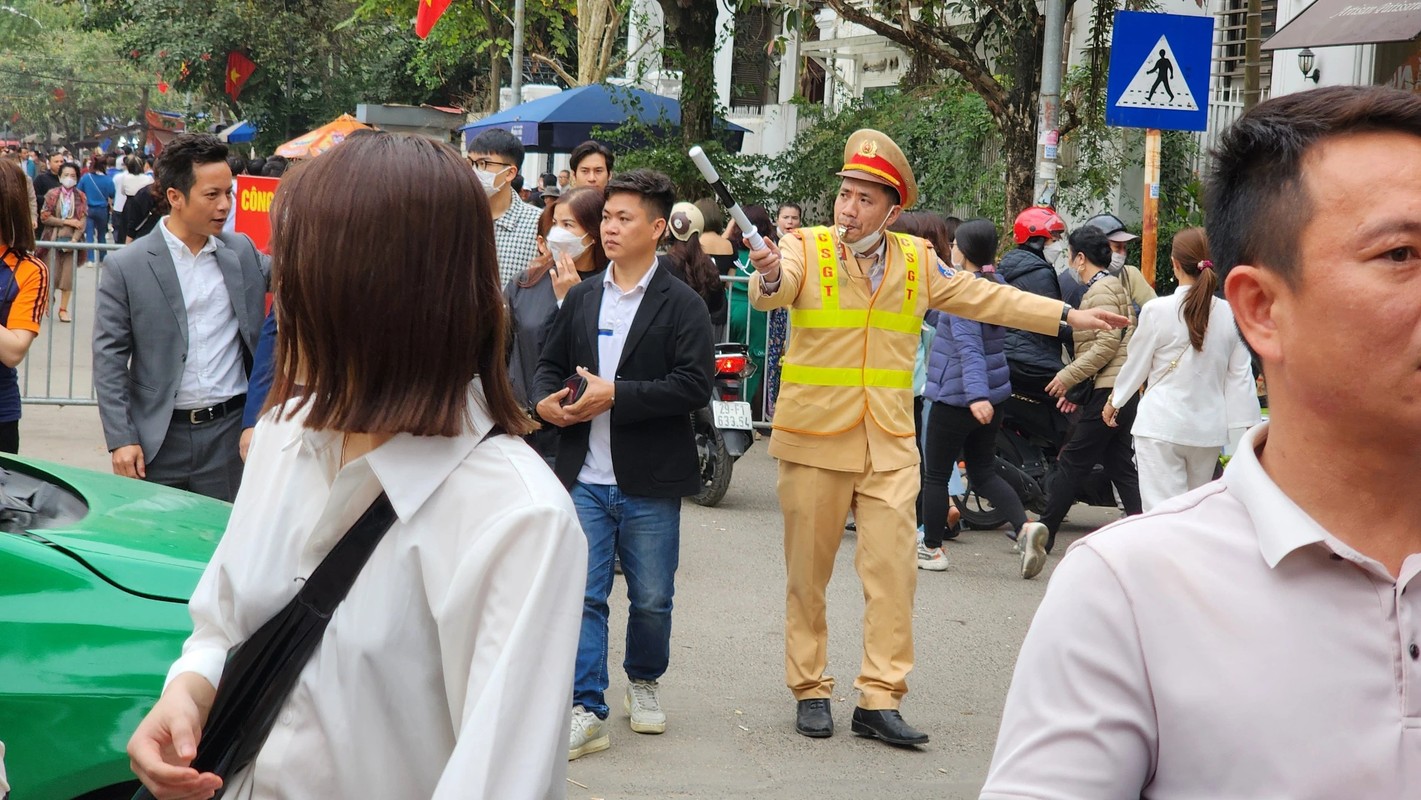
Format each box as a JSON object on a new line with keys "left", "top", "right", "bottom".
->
{"left": 21, "top": 408, "right": 1116, "bottom": 800}
{"left": 565, "top": 440, "right": 1115, "bottom": 800}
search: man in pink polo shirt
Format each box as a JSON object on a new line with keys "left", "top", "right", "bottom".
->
{"left": 982, "top": 84, "right": 1421, "bottom": 797}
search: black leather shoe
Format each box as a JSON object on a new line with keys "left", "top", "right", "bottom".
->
{"left": 795, "top": 698, "right": 834, "bottom": 738}
{"left": 850, "top": 707, "right": 929, "bottom": 746}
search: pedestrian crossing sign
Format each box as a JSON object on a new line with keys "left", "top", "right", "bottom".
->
{"left": 1106, "top": 11, "right": 1214, "bottom": 132}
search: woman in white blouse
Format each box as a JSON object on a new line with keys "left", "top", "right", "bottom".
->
{"left": 1103, "top": 227, "right": 1261, "bottom": 510}
{"left": 127, "top": 133, "right": 587, "bottom": 800}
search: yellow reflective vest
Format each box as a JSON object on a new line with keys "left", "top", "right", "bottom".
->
{"left": 775, "top": 227, "right": 929, "bottom": 439}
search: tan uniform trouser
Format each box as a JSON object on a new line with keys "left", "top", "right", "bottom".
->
{"left": 778, "top": 458, "right": 917, "bottom": 710}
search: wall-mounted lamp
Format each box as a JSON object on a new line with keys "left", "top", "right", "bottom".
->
{"left": 1298, "top": 48, "right": 1321, "bottom": 83}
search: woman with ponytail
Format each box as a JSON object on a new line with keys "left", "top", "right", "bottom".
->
{"left": 1103, "top": 226, "right": 1261, "bottom": 509}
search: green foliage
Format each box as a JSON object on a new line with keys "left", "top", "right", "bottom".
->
{"left": 88, "top": 0, "right": 431, "bottom": 151}
{"left": 768, "top": 85, "right": 1004, "bottom": 225}
{"left": 593, "top": 90, "right": 769, "bottom": 207}
{"left": 0, "top": 1, "right": 148, "bottom": 141}
{"left": 78, "top": 0, "right": 575, "bottom": 152}
{"left": 350, "top": 0, "right": 575, "bottom": 105}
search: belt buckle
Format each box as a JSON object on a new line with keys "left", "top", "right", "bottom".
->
{"left": 189, "top": 407, "right": 209, "bottom": 425}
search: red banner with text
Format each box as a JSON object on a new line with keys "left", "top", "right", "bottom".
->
{"left": 233, "top": 175, "right": 280, "bottom": 253}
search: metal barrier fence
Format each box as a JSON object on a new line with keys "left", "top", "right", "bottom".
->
{"left": 20, "top": 240, "right": 123, "bottom": 407}
{"left": 718, "top": 271, "right": 778, "bottom": 429}
{"left": 18, "top": 248, "right": 780, "bottom": 423}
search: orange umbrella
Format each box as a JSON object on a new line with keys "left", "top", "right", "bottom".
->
{"left": 274, "top": 113, "right": 370, "bottom": 159}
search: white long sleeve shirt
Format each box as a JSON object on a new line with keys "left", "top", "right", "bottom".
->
{"left": 158, "top": 218, "right": 248, "bottom": 409}
{"left": 1109, "top": 285, "right": 1260, "bottom": 447}
{"left": 166, "top": 384, "right": 586, "bottom": 799}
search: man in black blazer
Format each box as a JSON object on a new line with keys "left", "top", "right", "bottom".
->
{"left": 93, "top": 134, "right": 267, "bottom": 502}
{"left": 535, "top": 169, "right": 712, "bottom": 762}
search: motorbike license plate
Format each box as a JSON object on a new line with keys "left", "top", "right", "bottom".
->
{"left": 711, "top": 400, "right": 754, "bottom": 431}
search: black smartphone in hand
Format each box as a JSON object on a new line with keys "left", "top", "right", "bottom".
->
{"left": 560, "top": 375, "right": 588, "bottom": 406}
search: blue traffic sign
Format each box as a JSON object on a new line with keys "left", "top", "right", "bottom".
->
{"left": 1106, "top": 11, "right": 1214, "bottom": 132}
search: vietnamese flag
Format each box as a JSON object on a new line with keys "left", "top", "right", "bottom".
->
{"left": 415, "top": 0, "right": 453, "bottom": 39}
{"left": 226, "top": 52, "right": 257, "bottom": 100}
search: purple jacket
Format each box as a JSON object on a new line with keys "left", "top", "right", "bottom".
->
{"left": 923, "top": 272, "right": 1013, "bottom": 407}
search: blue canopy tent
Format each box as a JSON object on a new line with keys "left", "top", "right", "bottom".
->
{"left": 218, "top": 120, "right": 259, "bottom": 143}
{"left": 458, "top": 84, "right": 750, "bottom": 153}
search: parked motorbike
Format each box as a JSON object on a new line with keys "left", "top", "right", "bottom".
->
{"left": 954, "top": 388, "right": 1118, "bottom": 530}
{"left": 692, "top": 342, "right": 758, "bottom": 507}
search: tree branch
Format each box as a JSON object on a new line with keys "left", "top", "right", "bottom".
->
{"left": 823, "top": 0, "right": 1007, "bottom": 117}
{"left": 531, "top": 53, "right": 579, "bottom": 86}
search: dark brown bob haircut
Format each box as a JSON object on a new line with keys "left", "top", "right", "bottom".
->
{"left": 266, "top": 132, "right": 533, "bottom": 437}
{"left": 0, "top": 161, "right": 35, "bottom": 254}
{"left": 1206, "top": 85, "right": 1421, "bottom": 287}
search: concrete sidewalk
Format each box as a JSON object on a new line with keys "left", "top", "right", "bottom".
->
{"left": 21, "top": 403, "right": 111, "bottom": 472}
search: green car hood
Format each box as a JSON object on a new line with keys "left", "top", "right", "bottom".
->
{"left": 5, "top": 454, "right": 231, "bottom": 602}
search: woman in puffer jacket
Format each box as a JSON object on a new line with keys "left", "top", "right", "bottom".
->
{"left": 918, "top": 219, "right": 1049, "bottom": 579}
{"left": 1039, "top": 225, "right": 1144, "bottom": 562}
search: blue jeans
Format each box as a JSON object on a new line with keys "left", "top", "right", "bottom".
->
{"left": 84, "top": 206, "right": 109, "bottom": 261}
{"left": 571, "top": 482, "right": 681, "bottom": 719}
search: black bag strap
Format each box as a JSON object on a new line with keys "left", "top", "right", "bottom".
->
{"left": 132, "top": 424, "right": 507, "bottom": 800}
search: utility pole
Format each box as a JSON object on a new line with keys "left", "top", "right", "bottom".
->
{"left": 1243, "top": 0, "right": 1262, "bottom": 110}
{"left": 510, "top": 0, "right": 526, "bottom": 106}
{"left": 1033, "top": 0, "right": 1065, "bottom": 206}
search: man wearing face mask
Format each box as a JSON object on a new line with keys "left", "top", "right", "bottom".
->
{"left": 466, "top": 129, "right": 540, "bottom": 287}
{"left": 998, "top": 207, "right": 1077, "bottom": 399}
{"left": 746, "top": 130, "right": 1129, "bottom": 747}
{"left": 1082, "top": 212, "right": 1158, "bottom": 315}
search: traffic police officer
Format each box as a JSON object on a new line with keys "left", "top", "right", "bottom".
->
{"left": 748, "top": 129, "right": 1127, "bottom": 746}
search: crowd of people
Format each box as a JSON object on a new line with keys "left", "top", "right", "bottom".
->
{"left": 2, "top": 83, "right": 1411, "bottom": 799}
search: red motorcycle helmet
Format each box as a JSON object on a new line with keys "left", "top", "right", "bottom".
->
{"left": 1013, "top": 206, "right": 1066, "bottom": 244}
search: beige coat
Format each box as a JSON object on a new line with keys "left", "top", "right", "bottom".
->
{"left": 1057, "top": 272, "right": 1135, "bottom": 391}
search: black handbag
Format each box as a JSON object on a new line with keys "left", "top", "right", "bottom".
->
{"left": 1063, "top": 327, "right": 1127, "bottom": 406}
{"left": 134, "top": 426, "right": 503, "bottom": 799}
{"left": 1064, "top": 375, "right": 1096, "bottom": 406}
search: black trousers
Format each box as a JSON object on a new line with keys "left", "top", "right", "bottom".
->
{"left": 920, "top": 400, "right": 1028, "bottom": 548}
{"left": 0, "top": 420, "right": 18, "bottom": 454}
{"left": 1039, "top": 387, "right": 1142, "bottom": 544}
{"left": 913, "top": 395, "right": 925, "bottom": 526}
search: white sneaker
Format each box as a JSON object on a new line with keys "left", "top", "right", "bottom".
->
{"left": 568, "top": 705, "right": 609, "bottom": 760}
{"left": 917, "top": 542, "right": 949, "bottom": 571}
{"left": 625, "top": 679, "right": 667, "bottom": 734}
{"left": 1020, "top": 522, "right": 1049, "bottom": 580}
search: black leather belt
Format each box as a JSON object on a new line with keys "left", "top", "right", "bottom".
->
{"left": 175, "top": 394, "right": 246, "bottom": 425}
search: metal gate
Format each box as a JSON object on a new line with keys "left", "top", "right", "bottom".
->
{"left": 19, "top": 241, "right": 123, "bottom": 407}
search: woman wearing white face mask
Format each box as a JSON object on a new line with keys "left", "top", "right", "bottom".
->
{"left": 505, "top": 186, "right": 608, "bottom": 461}
{"left": 1039, "top": 225, "right": 1143, "bottom": 556}
{"left": 39, "top": 162, "right": 86, "bottom": 323}
{"left": 1082, "top": 213, "right": 1157, "bottom": 314}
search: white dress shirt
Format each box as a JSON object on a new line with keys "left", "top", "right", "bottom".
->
{"left": 577, "top": 259, "right": 658, "bottom": 486}
{"left": 166, "top": 384, "right": 587, "bottom": 799}
{"left": 158, "top": 219, "right": 248, "bottom": 410}
{"left": 982, "top": 422, "right": 1421, "bottom": 799}
{"left": 1109, "top": 284, "right": 1260, "bottom": 447}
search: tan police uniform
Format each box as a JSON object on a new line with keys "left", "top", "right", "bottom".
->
{"left": 751, "top": 130, "right": 1067, "bottom": 710}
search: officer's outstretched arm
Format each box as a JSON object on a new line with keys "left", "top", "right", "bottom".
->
{"left": 925, "top": 259, "right": 1062, "bottom": 335}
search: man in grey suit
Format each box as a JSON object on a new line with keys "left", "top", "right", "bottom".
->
{"left": 94, "top": 134, "right": 267, "bottom": 502}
